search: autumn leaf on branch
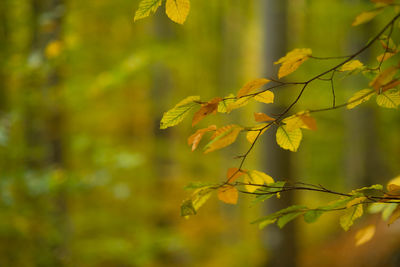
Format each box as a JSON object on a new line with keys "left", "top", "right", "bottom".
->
{"left": 187, "top": 125, "right": 217, "bottom": 151}
{"left": 160, "top": 95, "right": 200, "bottom": 129}
{"left": 192, "top": 97, "right": 222, "bottom": 126}
{"left": 203, "top": 125, "right": 243, "bottom": 153}
{"left": 134, "top": 0, "right": 163, "bottom": 22}
{"left": 274, "top": 48, "right": 312, "bottom": 78}
{"left": 165, "top": 0, "right": 190, "bottom": 24}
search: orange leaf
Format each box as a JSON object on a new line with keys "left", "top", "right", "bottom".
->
{"left": 254, "top": 112, "right": 275, "bottom": 122}
{"left": 300, "top": 114, "right": 317, "bottom": 131}
{"left": 237, "top": 78, "right": 270, "bottom": 98}
{"left": 187, "top": 125, "right": 217, "bottom": 151}
{"left": 218, "top": 185, "right": 238, "bottom": 204}
{"left": 204, "top": 125, "right": 243, "bottom": 154}
{"left": 382, "top": 79, "right": 400, "bottom": 92}
{"left": 226, "top": 167, "right": 245, "bottom": 183}
{"left": 192, "top": 97, "right": 222, "bottom": 126}
{"left": 369, "top": 66, "right": 399, "bottom": 92}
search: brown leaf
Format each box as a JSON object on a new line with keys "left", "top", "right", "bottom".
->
{"left": 382, "top": 79, "right": 400, "bottom": 92}
{"left": 237, "top": 78, "right": 270, "bottom": 98}
{"left": 218, "top": 185, "right": 238, "bottom": 204}
{"left": 254, "top": 112, "right": 275, "bottom": 122}
{"left": 192, "top": 97, "right": 222, "bottom": 126}
{"left": 187, "top": 125, "right": 217, "bottom": 151}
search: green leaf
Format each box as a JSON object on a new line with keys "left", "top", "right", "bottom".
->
{"left": 184, "top": 181, "right": 216, "bottom": 190}
{"left": 134, "top": 0, "right": 163, "bottom": 22}
{"left": 160, "top": 96, "right": 200, "bottom": 129}
{"left": 181, "top": 186, "right": 213, "bottom": 217}
{"left": 277, "top": 210, "right": 305, "bottom": 228}
{"left": 340, "top": 204, "right": 363, "bottom": 231}
{"left": 252, "top": 205, "right": 307, "bottom": 229}
{"left": 276, "top": 125, "right": 302, "bottom": 152}
{"left": 304, "top": 210, "right": 324, "bottom": 223}
{"left": 181, "top": 199, "right": 196, "bottom": 216}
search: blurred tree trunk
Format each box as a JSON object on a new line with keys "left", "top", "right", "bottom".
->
{"left": 260, "top": 0, "right": 298, "bottom": 266}
{"left": 28, "top": 0, "right": 69, "bottom": 265}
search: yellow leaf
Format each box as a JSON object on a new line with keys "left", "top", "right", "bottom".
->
{"left": 355, "top": 225, "right": 376, "bottom": 246}
{"left": 340, "top": 60, "right": 364, "bottom": 72}
{"left": 254, "top": 90, "right": 274, "bottom": 104}
{"left": 218, "top": 185, "right": 238, "bottom": 204}
{"left": 191, "top": 97, "right": 222, "bottom": 126}
{"left": 160, "top": 96, "right": 200, "bottom": 129}
{"left": 388, "top": 205, "right": 400, "bottom": 225}
{"left": 346, "top": 89, "right": 375, "bottom": 109}
{"left": 283, "top": 112, "right": 317, "bottom": 131}
{"left": 243, "top": 170, "right": 274, "bottom": 193}
{"left": 346, "top": 197, "right": 367, "bottom": 208}
{"left": 246, "top": 123, "right": 270, "bottom": 143}
{"left": 376, "top": 89, "right": 400, "bottom": 109}
{"left": 276, "top": 125, "right": 302, "bottom": 152}
{"left": 226, "top": 96, "right": 252, "bottom": 113}
{"left": 340, "top": 204, "right": 363, "bottom": 231}
{"left": 181, "top": 186, "right": 213, "bottom": 217}
{"left": 134, "top": 0, "right": 163, "bottom": 22}
{"left": 187, "top": 125, "right": 217, "bottom": 151}
{"left": 218, "top": 94, "right": 236, "bottom": 113}
{"left": 274, "top": 48, "right": 312, "bottom": 79}
{"left": 165, "top": 0, "right": 190, "bottom": 24}
{"left": 352, "top": 8, "right": 383, "bottom": 26}
{"left": 237, "top": 78, "right": 270, "bottom": 98}
{"left": 387, "top": 175, "right": 400, "bottom": 192}
{"left": 204, "top": 125, "right": 243, "bottom": 153}
{"left": 369, "top": 66, "right": 399, "bottom": 92}
{"left": 377, "top": 52, "right": 397, "bottom": 62}
{"left": 254, "top": 112, "right": 275, "bottom": 122}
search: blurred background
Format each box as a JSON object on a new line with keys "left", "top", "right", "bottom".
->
{"left": 1, "top": 0, "right": 400, "bottom": 266}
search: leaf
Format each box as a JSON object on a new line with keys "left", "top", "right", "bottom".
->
{"left": 382, "top": 79, "right": 400, "bottom": 92}
{"left": 187, "top": 125, "right": 217, "bottom": 151}
{"left": 218, "top": 94, "right": 236, "bottom": 113}
{"left": 376, "top": 89, "right": 400, "bottom": 109}
{"left": 160, "top": 96, "right": 200, "bottom": 129}
{"left": 184, "top": 181, "right": 216, "bottom": 190}
{"left": 192, "top": 97, "right": 222, "bottom": 126}
{"left": 377, "top": 52, "right": 397, "bottom": 62}
{"left": 218, "top": 185, "right": 238, "bottom": 204}
{"left": 134, "top": 0, "right": 163, "bottom": 22}
{"left": 252, "top": 205, "right": 307, "bottom": 229}
{"left": 246, "top": 123, "right": 270, "bottom": 143}
{"left": 388, "top": 205, "right": 400, "bottom": 225}
{"left": 226, "top": 96, "right": 252, "bottom": 113}
{"left": 340, "top": 204, "right": 363, "bottom": 231}
{"left": 346, "top": 197, "right": 366, "bottom": 208}
{"left": 283, "top": 112, "right": 317, "bottom": 131}
{"left": 369, "top": 66, "right": 399, "bottom": 92}
{"left": 346, "top": 89, "right": 375, "bottom": 109}
{"left": 340, "top": 60, "right": 364, "bottom": 71}
{"left": 382, "top": 203, "right": 398, "bottom": 221}
{"left": 244, "top": 170, "right": 274, "bottom": 193}
{"left": 387, "top": 175, "right": 400, "bottom": 192}
{"left": 237, "top": 78, "right": 270, "bottom": 98}
{"left": 165, "top": 0, "right": 190, "bottom": 24}
{"left": 251, "top": 181, "right": 286, "bottom": 205}
{"left": 276, "top": 125, "right": 302, "bottom": 152}
{"left": 352, "top": 8, "right": 383, "bottom": 26}
{"left": 226, "top": 167, "right": 245, "bottom": 183}
{"left": 277, "top": 210, "right": 305, "bottom": 228}
{"left": 274, "top": 48, "right": 312, "bottom": 79}
{"left": 204, "top": 125, "right": 243, "bottom": 153}
{"left": 254, "top": 90, "right": 274, "bottom": 104}
{"left": 304, "top": 210, "right": 324, "bottom": 223}
{"left": 259, "top": 219, "right": 277, "bottom": 229}
{"left": 355, "top": 225, "right": 376, "bottom": 246}
{"left": 181, "top": 186, "right": 214, "bottom": 217}
{"left": 254, "top": 112, "right": 275, "bottom": 122}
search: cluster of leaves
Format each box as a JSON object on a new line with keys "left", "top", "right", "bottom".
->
{"left": 139, "top": 0, "right": 400, "bottom": 246}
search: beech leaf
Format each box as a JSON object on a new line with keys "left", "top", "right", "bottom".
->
{"left": 376, "top": 89, "right": 400, "bottom": 109}
{"left": 165, "top": 0, "right": 190, "bottom": 24}
{"left": 346, "top": 89, "right": 375, "bottom": 109}
{"left": 276, "top": 125, "right": 302, "bottom": 152}
{"left": 218, "top": 185, "right": 238, "bottom": 204}
{"left": 246, "top": 123, "right": 270, "bottom": 143}
{"left": 355, "top": 225, "right": 376, "bottom": 246}
{"left": 204, "top": 125, "right": 243, "bottom": 153}
{"left": 254, "top": 90, "right": 274, "bottom": 104}
{"left": 274, "top": 48, "right": 312, "bottom": 78}
{"left": 160, "top": 96, "right": 200, "bottom": 129}
{"left": 254, "top": 112, "right": 275, "bottom": 122}
{"left": 134, "top": 0, "right": 163, "bottom": 22}
{"left": 237, "top": 78, "right": 270, "bottom": 98}
{"left": 340, "top": 204, "right": 363, "bottom": 231}
{"left": 192, "top": 97, "right": 222, "bottom": 126}
{"left": 340, "top": 60, "right": 364, "bottom": 72}
{"left": 352, "top": 8, "right": 383, "bottom": 26}
{"left": 187, "top": 125, "right": 217, "bottom": 151}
